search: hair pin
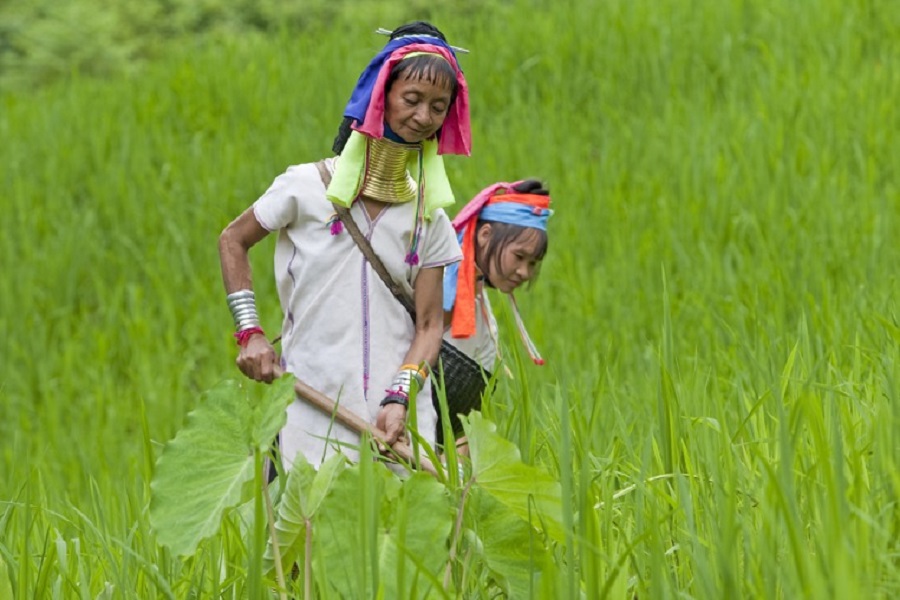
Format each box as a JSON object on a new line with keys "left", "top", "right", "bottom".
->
{"left": 375, "top": 28, "right": 470, "bottom": 54}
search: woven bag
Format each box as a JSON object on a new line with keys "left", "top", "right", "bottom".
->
{"left": 433, "top": 339, "right": 492, "bottom": 442}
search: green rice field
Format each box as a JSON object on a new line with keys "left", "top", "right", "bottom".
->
{"left": 1, "top": 0, "right": 898, "bottom": 597}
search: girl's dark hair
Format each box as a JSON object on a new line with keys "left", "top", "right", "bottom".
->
{"left": 332, "top": 21, "right": 458, "bottom": 154}
{"left": 476, "top": 180, "right": 551, "bottom": 289}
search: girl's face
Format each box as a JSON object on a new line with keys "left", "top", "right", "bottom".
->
{"left": 384, "top": 72, "right": 452, "bottom": 143}
{"left": 476, "top": 224, "right": 544, "bottom": 294}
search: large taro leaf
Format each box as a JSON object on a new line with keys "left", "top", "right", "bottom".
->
{"left": 149, "top": 375, "right": 295, "bottom": 556}
{"left": 464, "top": 488, "right": 550, "bottom": 599}
{"left": 464, "top": 412, "right": 566, "bottom": 543}
{"left": 377, "top": 473, "right": 454, "bottom": 599}
{"left": 264, "top": 452, "right": 346, "bottom": 574}
{"left": 313, "top": 463, "right": 398, "bottom": 598}
{"left": 314, "top": 464, "right": 452, "bottom": 599}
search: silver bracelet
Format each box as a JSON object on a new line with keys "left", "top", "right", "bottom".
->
{"left": 226, "top": 290, "right": 261, "bottom": 332}
{"left": 388, "top": 368, "right": 425, "bottom": 396}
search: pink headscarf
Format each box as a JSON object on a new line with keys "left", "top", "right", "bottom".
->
{"left": 353, "top": 44, "right": 471, "bottom": 156}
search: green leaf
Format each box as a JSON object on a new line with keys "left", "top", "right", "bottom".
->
{"left": 149, "top": 376, "right": 294, "bottom": 556}
{"left": 253, "top": 376, "right": 297, "bottom": 450}
{"left": 0, "top": 554, "right": 12, "bottom": 600}
{"left": 265, "top": 452, "right": 346, "bottom": 573}
{"left": 377, "top": 473, "right": 454, "bottom": 599}
{"left": 313, "top": 464, "right": 451, "bottom": 599}
{"left": 464, "top": 412, "right": 566, "bottom": 542}
{"left": 465, "top": 489, "right": 551, "bottom": 599}
{"left": 314, "top": 463, "right": 398, "bottom": 599}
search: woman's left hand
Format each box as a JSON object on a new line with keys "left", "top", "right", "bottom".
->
{"left": 376, "top": 403, "right": 408, "bottom": 446}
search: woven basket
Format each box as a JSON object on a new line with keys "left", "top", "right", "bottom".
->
{"left": 432, "top": 340, "right": 493, "bottom": 444}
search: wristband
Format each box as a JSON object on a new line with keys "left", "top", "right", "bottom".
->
{"left": 379, "top": 391, "right": 409, "bottom": 409}
{"left": 235, "top": 326, "right": 265, "bottom": 347}
{"left": 391, "top": 367, "right": 425, "bottom": 394}
{"left": 381, "top": 365, "right": 424, "bottom": 410}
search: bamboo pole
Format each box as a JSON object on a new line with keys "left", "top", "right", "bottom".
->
{"left": 292, "top": 378, "right": 441, "bottom": 477}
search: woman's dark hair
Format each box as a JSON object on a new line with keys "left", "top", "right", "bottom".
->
{"left": 390, "top": 21, "right": 447, "bottom": 41}
{"left": 476, "top": 180, "right": 551, "bottom": 289}
{"left": 332, "top": 21, "right": 458, "bottom": 154}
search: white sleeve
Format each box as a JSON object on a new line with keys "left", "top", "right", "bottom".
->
{"left": 252, "top": 164, "right": 314, "bottom": 231}
{"left": 420, "top": 209, "right": 463, "bottom": 269}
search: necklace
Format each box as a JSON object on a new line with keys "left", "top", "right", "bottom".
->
{"left": 359, "top": 136, "right": 420, "bottom": 203}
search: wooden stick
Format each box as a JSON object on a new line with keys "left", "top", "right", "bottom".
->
{"left": 293, "top": 378, "right": 440, "bottom": 477}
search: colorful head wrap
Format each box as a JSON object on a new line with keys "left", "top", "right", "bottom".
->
{"left": 327, "top": 34, "right": 471, "bottom": 219}
{"left": 344, "top": 36, "right": 471, "bottom": 156}
{"left": 444, "top": 182, "right": 554, "bottom": 365}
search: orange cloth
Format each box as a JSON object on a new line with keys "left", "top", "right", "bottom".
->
{"left": 451, "top": 222, "right": 479, "bottom": 338}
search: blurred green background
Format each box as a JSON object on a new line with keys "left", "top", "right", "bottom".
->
{"left": 1, "top": 0, "right": 898, "bottom": 596}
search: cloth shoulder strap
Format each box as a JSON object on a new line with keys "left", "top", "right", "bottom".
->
{"left": 314, "top": 160, "right": 417, "bottom": 321}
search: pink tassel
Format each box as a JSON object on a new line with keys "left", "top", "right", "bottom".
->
{"left": 327, "top": 214, "right": 343, "bottom": 236}
{"left": 404, "top": 150, "right": 425, "bottom": 267}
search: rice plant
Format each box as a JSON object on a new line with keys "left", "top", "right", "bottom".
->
{"left": 1, "top": 0, "right": 898, "bottom": 597}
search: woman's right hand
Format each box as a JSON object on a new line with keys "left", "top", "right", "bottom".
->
{"left": 236, "top": 334, "right": 280, "bottom": 383}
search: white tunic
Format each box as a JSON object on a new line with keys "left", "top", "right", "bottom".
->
{"left": 442, "top": 287, "right": 500, "bottom": 373}
{"left": 253, "top": 158, "right": 462, "bottom": 469}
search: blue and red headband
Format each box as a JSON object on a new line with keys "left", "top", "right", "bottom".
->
{"left": 444, "top": 182, "right": 553, "bottom": 364}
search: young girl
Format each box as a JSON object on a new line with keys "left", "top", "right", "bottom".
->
{"left": 440, "top": 179, "right": 553, "bottom": 445}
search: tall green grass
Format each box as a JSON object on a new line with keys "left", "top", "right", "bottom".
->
{"left": 2, "top": 0, "right": 898, "bottom": 597}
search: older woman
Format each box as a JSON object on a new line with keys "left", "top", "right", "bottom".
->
{"left": 218, "top": 21, "right": 470, "bottom": 469}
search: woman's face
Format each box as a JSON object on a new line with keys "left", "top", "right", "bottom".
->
{"left": 384, "top": 72, "right": 452, "bottom": 143}
{"left": 476, "top": 225, "right": 544, "bottom": 294}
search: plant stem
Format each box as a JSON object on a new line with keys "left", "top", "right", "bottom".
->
{"left": 305, "top": 519, "right": 312, "bottom": 600}
{"left": 249, "top": 447, "right": 264, "bottom": 596}
{"left": 444, "top": 476, "right": 474, "bottom": 589}
{"left": 263, "top": 468, "right": 288, "bottom": 600}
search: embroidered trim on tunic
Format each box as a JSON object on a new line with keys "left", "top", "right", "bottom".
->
{"left": 286, "top": 246, "right": 299, "bottom": 335}
{"left": 359, "top": 203, "right": 392, "bottom": 399}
